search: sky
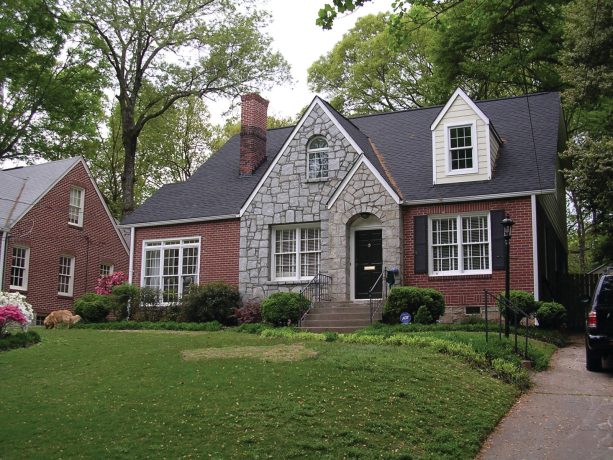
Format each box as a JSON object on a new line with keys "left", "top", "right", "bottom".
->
{"left": 208, "top": 0, "right": 395, "bottom": 123}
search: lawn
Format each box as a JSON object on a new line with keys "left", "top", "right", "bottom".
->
{"left": 1, "top": 328, "right": 520, "bottom": 459}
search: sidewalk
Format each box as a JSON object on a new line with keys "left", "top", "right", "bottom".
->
{"left": 478, "top": 335, "right": 613, "bottom": 459}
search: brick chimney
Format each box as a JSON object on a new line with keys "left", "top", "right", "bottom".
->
{"left": 240, "top": 93, "right": 269, "bottom": 176}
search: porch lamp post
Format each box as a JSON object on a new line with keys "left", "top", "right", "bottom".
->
{"left": 502, "top": 213, "right": 515, "bottom": 337}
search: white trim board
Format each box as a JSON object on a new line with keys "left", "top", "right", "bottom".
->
{"left": 402, "top": 189, "right": 556, "bottom": 206}
{"left": 327, "top": 155, "right": 401, "bottom": 209}
{"left": 239, "top": 97, "right": 364, "bottom": 217}
{"left": 122, "top": 214, "right": 239, "bottom": 228}
{"left": 531, "top": 194, "right": 540, "bottom": 301}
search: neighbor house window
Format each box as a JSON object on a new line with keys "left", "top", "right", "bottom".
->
{"left": 58, "top": 255, "right": 75, "bottom": 296}
{"left": 447, "top": 124, "right": 476, "bottom": 172}
{"left": 307, "top": 137, "right": 329, "bottom": 180}
{"left": 430, "top": 214, "right": 490, "bottom": 275}
{"left": 99, "top": 263, "right": 113, "bottom": 276}
{"left": 272, "top": 225, "right": 320, "bottom": 281}
{"left": 68, "top": 186, "right": 85, "bottom": 226}
{"left": 142, "top": 238, "right": 200, "bottom": 303}
{"left": 10, "top": 246, "right": 30, "bottom": 290}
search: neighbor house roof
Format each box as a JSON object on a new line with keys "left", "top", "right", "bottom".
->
{"left": 122, "top": 92, "right": 562, "bottom": 226}
{"left": 0, "top": 157, "right": 81, "bottom": 230}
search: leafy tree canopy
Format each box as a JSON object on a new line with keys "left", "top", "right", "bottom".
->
{"left": 0, "top": 0, "right": 105, "bottom": 161}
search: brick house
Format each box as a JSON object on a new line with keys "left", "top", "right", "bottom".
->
{"left": 122, "top": 89, "right": 567, "bottom": 323}
{"left": 0, "top": 157, "right": 129, "bottom": 322}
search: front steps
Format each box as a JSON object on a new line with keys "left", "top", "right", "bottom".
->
{"left": 299, "top": 301, "right": 382, "bottom": 333}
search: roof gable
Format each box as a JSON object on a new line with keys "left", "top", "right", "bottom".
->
{"left": 431, "top": 88, "right": 490, "bottom": 130}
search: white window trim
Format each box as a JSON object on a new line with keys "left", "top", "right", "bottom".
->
{"left": 99, "top": 263, "right": 114, "bottom": 277}
{"left": 140, "top": 236, "right": 201, "bottom": 303}
{"left": 58, "top": 255, "right": 75, "bottom": 297}
{"left": 68, "top": 186, "right": 85, "bottom": 227}
{"left": 306, "top": 136, "right": 329, "bottom": 181}
{"left": 271, "top": 223, "right": 321, "bottom": 282}
{"left": 428, "top": 212, "right": 492, "bottom": 276}
{"left": 10, "top": 246, "right": 30, "bottom": 291}
{"left": 444, "top": 120, "right": 478, "bottom": 175}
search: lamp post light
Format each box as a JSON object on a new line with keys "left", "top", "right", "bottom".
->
{"left": 502, "top": 213, "right": 515, "bottom": 338}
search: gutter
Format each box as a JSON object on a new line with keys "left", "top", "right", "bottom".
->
{"left": 122, "top": 213, "right": 240, "bottom": 228}
{"left": 0, "top": 231, "right": 6, "bottom": 291}
{"left": 401, "top": 189, "right": 555, "bottom": 206}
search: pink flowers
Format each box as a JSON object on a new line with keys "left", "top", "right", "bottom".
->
{"left": 0, "top": 305, "right": 28, "bottom": 336}
{"left": 95, "top": 272, "right": 128, "bottom": 295}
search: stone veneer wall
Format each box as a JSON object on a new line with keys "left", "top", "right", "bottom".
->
{"left": 327, "top": 162, "right": 402, "bottom": 300}
{"left": 240, "top": 104, "right": 361, "bottom": 299}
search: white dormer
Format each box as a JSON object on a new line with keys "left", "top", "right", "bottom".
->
{"left": 431, "top": 88, "right": 501, "bottom": 184}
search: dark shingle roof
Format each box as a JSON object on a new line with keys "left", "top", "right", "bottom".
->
{"left": 122, "top": 92, "right": 561, "bottom": 225}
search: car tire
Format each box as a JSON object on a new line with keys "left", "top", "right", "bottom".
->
{"left": 586, "top": 347, "right": 602, "bottom": 372}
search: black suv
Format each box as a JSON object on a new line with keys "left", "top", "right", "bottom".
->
{"left": 585, "top": 269, "right": 613, "bottom": 371}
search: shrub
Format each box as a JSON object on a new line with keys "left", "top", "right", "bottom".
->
{"left": 75, "top": 320, "right": 223, "bottom": 332}
{"left": 497, "top": 290, "right": 538, "bottom": 323}
{"left": 74, "top": 293, "right": 110, "bottom": 323}
{"left": 0, "top": 305, "right": 28, "bottom": 336}
{"left": 0, "top": 291, "right": 34, "bottom": 329}
{"left": 235, "top": 323, "right": 273, "bottom": 334}
{"left": 233, "top": 301, "right": 262, "bottom": 324}
{"left": 383, "top": 287, "right": 445, "bottom": 324}
{"left": 414, "top": 305, "right": 434, "bottom": 324}
{"left": 0, "top": 330, "right": 40, "bottom": 351}
{"left": 95, "top": 272, "right": 128, "bottom": 295}
{"left": 536, "top": 301, "right": 567, "bottom": 329}
{"left": 136, "top": 287, "right": 171, "bottom": 322}
{"left": 180, "top": 282, "right": 240, "bottom": 325}
{"left": 110, "top": 283, "right": 140, "bottom": 320}
{"left": 261, "top": 292, "right": 310, "bottom": 326}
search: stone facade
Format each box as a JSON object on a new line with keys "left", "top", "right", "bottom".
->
{"left": 240, "top": 102, "right": 402, "bottom": 301}
{"left": 327, "top": 162, "right": 402, "bottom": 300}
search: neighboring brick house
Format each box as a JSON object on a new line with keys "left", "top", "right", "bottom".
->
{"left": 122, "top": 89, "right": 567, "bottom": 321}
{"left": 0, "top": 157, "right": 129, "bottom": 321}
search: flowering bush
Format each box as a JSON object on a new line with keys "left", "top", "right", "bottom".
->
{"left": 95, "top": 272, "right": 128, "bottom": 295}
{"left": 0, "top": 305, "right": 28, "bottom": 336}
{"left": 0, "top": 291, "right": 34, "bottom": 330}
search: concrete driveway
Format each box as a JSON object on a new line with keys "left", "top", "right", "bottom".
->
{"left": 478, "top": 335, "right": 613, "bottom": 460}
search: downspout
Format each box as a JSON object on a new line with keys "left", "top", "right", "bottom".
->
{"left": 0, "top": 231, "right": 7, "bottom": 291}
{"left": 531, "top": 195, "right": 540, "bottom": 301}
{"left": 128, "top": 227, "right": 135, "bottom": 284}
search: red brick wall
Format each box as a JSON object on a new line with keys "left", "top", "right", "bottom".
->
{"left": 402, "top": 197, "right": 534, "bottom": 311}
{"left": 3, "top": 161, "right": 129, "bottom": 317}
{"left": 132, "top": 219, "right": 239, "bottom": 288}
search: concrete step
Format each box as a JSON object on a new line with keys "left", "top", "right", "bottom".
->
{"left": 305, "top": 312, "right": 373, "bottom": 320}
{"left": 314, "top": 301, "right": 372, "bottom": 309}
{"left": 300, "top": 318, "right": 373, "bottom": 328}
{"left": 300, "top": 326, "right": 369, "bottom": 333}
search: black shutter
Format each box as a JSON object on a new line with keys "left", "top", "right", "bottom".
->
{"left": 414, "top": 215, "right": 428, "bottom": 274}
{"left": 491, "top": 209, "right": 506, "bottom": 270}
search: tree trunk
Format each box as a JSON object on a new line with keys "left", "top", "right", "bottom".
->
{"left": 121, "top": 131, "right": 138, "bottom": 216}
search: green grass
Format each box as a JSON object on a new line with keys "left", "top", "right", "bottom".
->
{"left": 0, "top": 328, "right": 520, "bottom": 459}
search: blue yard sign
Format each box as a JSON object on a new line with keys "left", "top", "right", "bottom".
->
{"left": 400, "top": 312, "right": 412, "bottom": 324}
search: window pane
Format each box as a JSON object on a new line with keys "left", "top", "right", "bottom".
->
{"left": 275, "top": 253, "right": 296, "bottom": 278}
{"left": 308, "top": 151, "right": 328, "bottom": 179}
{"left": 462, "top": 216, "right": 489, "bottom": 271}
{"left": 11, "top": 247, "right": 28, "bottom": 288}
{"left": 69, "top": 187, "right": 83, "bottom": 224}
{"left": 300, "top": 228, "right": 321, "bottom": 277}
{"left": 449, "top": 126, "right": 473, "bottom": 170}
{"left": 58, "top": 256, "right": 73, "bottom": 294}
{"left": 432, "top": 218, "right": 458, "bottom": 272}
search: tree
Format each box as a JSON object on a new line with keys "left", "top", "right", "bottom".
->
{"left": 308, "top": 13, "right": 436, "bottom": 114}
{"left": 0, "top": 0, "right": 104, "bottom": 161}
{"left": 66, "top": 0, "right": 290, "bottom": 215}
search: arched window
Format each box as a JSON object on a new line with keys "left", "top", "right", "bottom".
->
{"left": 307, "top": 136, "right": 329, "bottom": 180}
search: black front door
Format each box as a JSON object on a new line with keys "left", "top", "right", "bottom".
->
{"left": 355, "top": 229, "right": 383, "bottom": 299}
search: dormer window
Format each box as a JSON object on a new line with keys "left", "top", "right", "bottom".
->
{"left": 445, "top": 121, "right": 477, "bottom": 174}
{"left": 307, "top": 137, "right": 329, "bottom": 180}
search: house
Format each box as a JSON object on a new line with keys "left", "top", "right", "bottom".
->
{"left": 0, "top": 157, "right": 129, "bottom": 322}
{"left": 122, "top": 90, "right": 567, "bottom": 322}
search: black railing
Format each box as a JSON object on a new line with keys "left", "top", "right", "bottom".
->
{"left": 369, "top": 267, "right": 388, "bottom": 324}
{"left": 299, "top": 273, "right": 332, "bottom": 326}
{"left": 483, "top": 290, "right": 530, "bottom": 359}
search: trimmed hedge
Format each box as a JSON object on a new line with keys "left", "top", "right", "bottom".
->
{"left": 261, "top": 292, "right": 310, "bottom": 326}
{"left": 383, "top": 287, "right": 445, "bottom": 324}
{"left": 0, "top": 330, "right": 41, "bottom": 351}
{"left": 497, "top": 290, "right": 538, "bottom": 323}
{"left": 180, "top": 282, "right": 240, "bottom": 325}
{"left": 75, "top": 321, "right": 223, "bottom": 331}
{"left": 536, "top": 301, "right": 567, "bottom": 329}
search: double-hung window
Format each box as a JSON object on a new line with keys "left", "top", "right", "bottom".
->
{"left": 10, "top": 246, "right": 30, "bottom": 290}
{"left": 142, "top": 238, "right": 200, "bottom": 303}
{"left": 99, "top": 263, "right": 113, "bottom": 276}
{"left": 307, "top": 137, "right": 329, "bottom": 180}
{"left": 272, "top": 225, "right": 321, "bottom": 281}
{"left": 58, "top": 255, "right": 75, "bottom": 296}
{"left": 68, "top": 187, "right": 85, "bottom": 226}
{"left": 430, "top": 214, "right": 490, "bottom": 275}
{"left": 447, "top": 123, "right": 476, "bottom": 173}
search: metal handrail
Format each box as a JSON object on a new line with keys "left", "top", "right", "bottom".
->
{"left": 369, "top": 267, "right": 387, "bottom": 324}
{"left": 483, "top": 290, "right": 530, "bottom": 358}
{"left": 299, "top": 272, "right": 332, "bottom": 326}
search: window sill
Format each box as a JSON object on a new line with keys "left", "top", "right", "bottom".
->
{"left": 68, "top": 223, "right": 83, "bottom": 229}
{"left": 428, "top": 273, "right": 492, "bottom": 281}
{"left": 9, "top": 286, "right": 28, "bottom": 292}
{"left": 57, "top": 293, "right": 73, "bottom": 299}
{"left": 305, "top": 177, "right": 329, "bottom": 183}
{"left": 266, "top": 280, "right": 311, "bottom": 286}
